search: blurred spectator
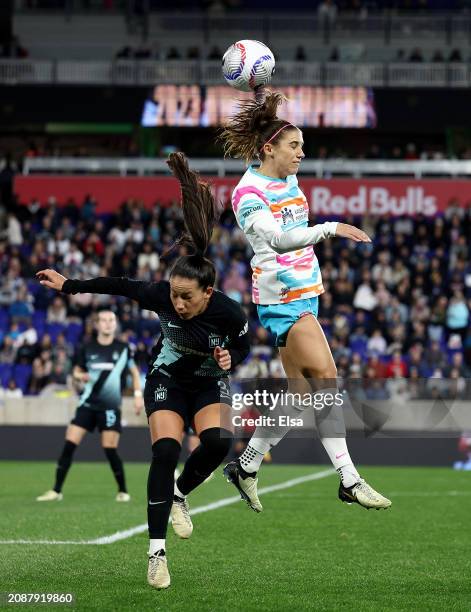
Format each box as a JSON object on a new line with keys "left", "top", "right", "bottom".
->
{"left": 295, "top": 46, "right": 307, "bottom": 61}
{"left": 318, "top": 0, "right": 338, "bottom": 24}
{"left": 409, "top": 48, "right": 424, "bottom": 62}
{"left": 207, "top": 46, "right": 222, "bottom": 60}
{"left": 9, "top": 285, "right": 34, "bottom": 323}
{"left": 432, "top": 50, "right": 445, "bottom": 62}
{"left": 448, "top": 48, "right": 463, "bottom": 62}
{"left": 0, "top": 379, "right": 23, "bottom": 398}
{"left": 47, "top": 296, "right": 68, "bottom": 324}
{"left": 367, "top": 329, "right": 387, "bottom": 356}
{"left": 446, "top": 291, "right": 469, "bottom": 345}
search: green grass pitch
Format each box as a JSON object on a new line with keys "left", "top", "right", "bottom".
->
{"left": 1, "top": 461, "right": 470, "bottom": 611}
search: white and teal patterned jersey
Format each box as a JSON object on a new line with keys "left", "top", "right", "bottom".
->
{"left": 232, "top": 166, "right": 337, "bottom": 305}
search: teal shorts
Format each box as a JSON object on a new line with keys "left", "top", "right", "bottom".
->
{"left": 257, "top": 297, "right": 319, "bottom": 347}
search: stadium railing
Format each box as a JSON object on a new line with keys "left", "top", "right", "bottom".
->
{"left": 22, "top": 158, "right": 471, "bottom": 178}
{"left": 1, "top": 59, "right": 470, "bottom": 87}
{"left": 13, "top": 10, "right": 471, "bottom": 46}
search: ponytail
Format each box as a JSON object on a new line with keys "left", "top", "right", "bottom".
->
{"left": 166, "top": 152, "right": 217, "bottom": 288}
{"left": 218, "top": 91, "right": 293, "bottom": 164}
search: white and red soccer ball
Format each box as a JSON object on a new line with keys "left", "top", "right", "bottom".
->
{"left": 222, "top": 40, "right": 275, "bottom": 92}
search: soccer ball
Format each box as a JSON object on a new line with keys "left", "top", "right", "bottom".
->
{"left": 222, "top": 40, "right": 275, "bottom": 92}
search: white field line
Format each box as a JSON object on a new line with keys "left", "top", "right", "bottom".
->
{"left": 0, "top": 468, "right": 335, "bottom": 546}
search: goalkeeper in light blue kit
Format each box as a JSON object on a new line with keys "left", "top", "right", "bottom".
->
{"left": 220, "top": 91, "right": 391, "bottom": 512}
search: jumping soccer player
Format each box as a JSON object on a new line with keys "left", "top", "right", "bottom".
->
{"left": 219, "top": 91, "right": 391, "bottom": 512}
{"left": 36, "top": 153, "right": 250, "bottom": 590}
{"left": 36, "top": 309, "right": 143, "bottom": 503}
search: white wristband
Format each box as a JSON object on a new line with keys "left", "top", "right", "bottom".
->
{"left": 134, "top": 390, "right": 143, "bottom": 398}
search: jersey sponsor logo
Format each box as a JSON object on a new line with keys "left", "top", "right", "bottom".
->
{"left": 90, "top": 362, "right": 114, "bottom": 370}
{"left": 154, "top": 384, "right": 167, "bottom": 402}
{"left": 105, "top": 410, "right": 116, "bottom": 428}
{"left": 168, "top": 322, "right": 181, "bottom": 328}
{"left": 208, "top": 333, "right": 222, "bottom": 349}
{"left": 238, "top": 322, "right": 248, "bottom": 337}
{"left": 241, "top": 204, "right": 263, "bottom": 218}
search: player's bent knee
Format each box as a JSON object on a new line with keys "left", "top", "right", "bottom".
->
{"left": 199, "top": 427, "right": 233, "bottom": 459}
{"left": 151, "top": 437, "right": 181, "bottom": 470}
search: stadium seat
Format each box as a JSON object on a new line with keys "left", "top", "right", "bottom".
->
{"left": 65, "top": 322, "right": 83, "bottom": 345}
{"left": 13, "top": 364, "right": 32, "bottom": 394}
{"left": 0, "top": 364, "right": 13, "bottom": 387}
{"left": 45, "top": 323, "right": 67, "bottom": 342}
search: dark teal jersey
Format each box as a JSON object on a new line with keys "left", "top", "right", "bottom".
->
{"left": 74, "top": 339, "right": 135, "bottom": 411}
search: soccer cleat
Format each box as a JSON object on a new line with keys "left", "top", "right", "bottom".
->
{"left": 36, "top": 490, "right": 63, "bottom": 502}
{"left": 147, "top": 550, "right": 170, "bottom": 590}
{"left": 116, "top": 492, "right": 131, "bottom": 502}
{"left": 170, "top": 496, "right": 193, "bottom": 539}
{"left": 223, "top": 459, "right": 263, "bottom": 513}
{"left": 339, "top": 478, "right": 392, "bottom": 510}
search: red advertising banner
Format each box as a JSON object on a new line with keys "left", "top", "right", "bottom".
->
{"left": 14, "top": 175, "right": 471, "bottom": 216}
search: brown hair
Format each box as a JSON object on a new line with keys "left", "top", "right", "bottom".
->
{"left": 166, "top": 152, "right": 218, "bottom": 288}
{"left": 218, "top": 91, "right": 296, "bottom": 164}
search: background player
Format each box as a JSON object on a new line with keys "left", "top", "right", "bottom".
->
{"left": 36, "top": 309, "right": 143, "bottom": 503}
{"left": 219, "top": 91, "right": 391, "bottom": 512}
{"left": 36, "top": 152, "right": 250, "bottom": 590}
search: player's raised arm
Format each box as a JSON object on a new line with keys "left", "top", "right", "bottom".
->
{"left": 36, "top": 269, "right": 164, "bottom": 309}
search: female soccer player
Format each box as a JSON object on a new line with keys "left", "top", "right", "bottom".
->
{"left": 219, "top": 91, "right": 391, "bottom": 512}
{"left": 36, "top": 309, "right": 142, "bottom": 503}
{"left": 37, "top": 153, "right": 250, "bottom": 590}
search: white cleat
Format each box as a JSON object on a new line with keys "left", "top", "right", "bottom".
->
{"left": 147, "top": 551, "right": 170, "bottom": 590}
{"left": 116, "top": 492, "right": 131, "bottom": 502}
{"left": 36, "top": 490, "right": 63, "bottom": 502}
{"left": 339, "top": 478, "right": 392, "bottom": 510}
{"left": 223, "top": 460, "right": 263, "bottom": 513}
{"left": 170, "top": 496, "right": 193, "bottom": 539}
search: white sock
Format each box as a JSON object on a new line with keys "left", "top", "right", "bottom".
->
{"left": 174, "top": 482, "right": 185, "bottom": 499}
{"left": 148, "top": 539, "right": 166, "bottom": 556}
{"left": 239, "top": 441, "right": 267, "bottom": 473}
{"left": 320, "top": 437, "right": 360, "bottom": 487}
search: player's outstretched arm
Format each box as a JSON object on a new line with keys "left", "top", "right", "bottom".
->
{"left": 36, "top": 270, "right": 163, "bottom": 308}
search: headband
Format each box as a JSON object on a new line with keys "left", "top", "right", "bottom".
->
{"left": 259, "top": 123, "right": 295, "bottom": 153}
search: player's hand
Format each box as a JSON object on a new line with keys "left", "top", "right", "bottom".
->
{"left": 36, "top": 269, "right": 68, "bottom": 291}
{"left": 214, "top": 346, "right": 231, "bottom": 371}
{"left": 134, "top": 396, "right": 144, "bottom": 415}
{"left": 335, "top": 223, "right": 372, "bottom": 243}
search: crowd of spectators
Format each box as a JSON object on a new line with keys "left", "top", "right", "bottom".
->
{"left": 0, "top": 193, "right": 470, "bottom": 401}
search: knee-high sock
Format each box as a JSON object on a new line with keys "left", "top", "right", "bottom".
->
{"left": 177, "top": 428, "right": 233, "bottom": 496}
{"left": 313, "top": 388, "right": 359, "bottom": 487}
{"left": 147, "top": 438, "right": 181, "bottom": 541}
{"left": 54, "top": 440, "right": 77, "bottom": 493}
{"left": 239, "top": 398, "right": 305, "bottom": 473}
{"left": 104, "top": 447, "right": 127, "bottom": 493}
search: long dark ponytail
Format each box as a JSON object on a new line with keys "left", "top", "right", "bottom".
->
{"left": 166, "top": 152, "right": 218, "bottom": 288}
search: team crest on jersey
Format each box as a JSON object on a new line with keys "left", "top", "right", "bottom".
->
{"left": 281, "top": 208, "right": 295, "bottom": 225}
{"left": 112, "top": 351, "right": 119, "bottom": 361}
{"left": 208, "top": 333, "right": 222, "bottom": 349}
{"left": 154, "top": 384, "right": 167, "bottom": 402}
